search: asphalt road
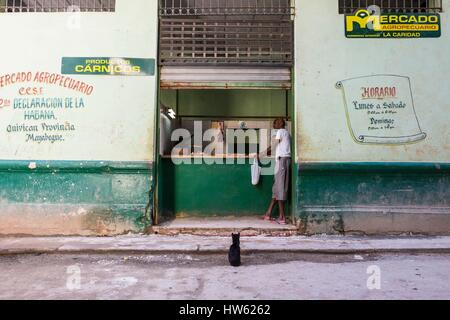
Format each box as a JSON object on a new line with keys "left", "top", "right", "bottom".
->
{"left": 0, "top": 252, "right": 449, "bottom": 300}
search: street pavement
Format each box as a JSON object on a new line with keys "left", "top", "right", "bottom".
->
{"left": 1, "top": 235, "right": 450, "bottom": 300}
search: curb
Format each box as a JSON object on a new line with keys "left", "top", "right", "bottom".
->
{"left": 2, "top": 247, "right": 450, "bottom": 256}
{"left": 3, "top": 235, "right": 450, "bottom": 256}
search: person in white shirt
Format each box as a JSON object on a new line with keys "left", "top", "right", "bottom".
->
{"left": 259, "top": 118, "right": 291, "bottom": 225}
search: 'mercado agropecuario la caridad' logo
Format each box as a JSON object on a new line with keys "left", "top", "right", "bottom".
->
{"left": 345, "top": 8, "right": 441, "bottom": 39}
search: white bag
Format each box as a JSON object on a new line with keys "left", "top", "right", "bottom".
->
{"left": 251, "top": 157, "right": 262, "bottom": 186}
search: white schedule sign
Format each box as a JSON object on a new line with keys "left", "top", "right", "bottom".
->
{"left": 336, "top": 75, "right": 426, "bottom": 145}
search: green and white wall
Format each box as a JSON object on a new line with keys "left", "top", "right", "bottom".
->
{"left": 0, "top": 1, "right": 158, "bottom": 235}
{"left": 2, "top": 0, "right": 450, "bottom": 236}
{"left": 294, "top": 0, "right": 450, "bottom": 234}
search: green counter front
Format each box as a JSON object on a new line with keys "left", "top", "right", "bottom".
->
{"left": 159, "top": 157, "right": 284, "bottom": 218}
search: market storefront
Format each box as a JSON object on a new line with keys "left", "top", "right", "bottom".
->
{"left": 156, "top": 0, "right": 296, "bottom": 223}
{"left": 0, "top": 0, "right": 449, "bottom": 236}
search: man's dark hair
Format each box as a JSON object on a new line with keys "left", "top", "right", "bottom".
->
{"left": 274, "top": 118, "right": 286, "bottom": 128}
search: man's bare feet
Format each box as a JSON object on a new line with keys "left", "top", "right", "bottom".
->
{"left": 275, "top": 218, "right": 287, "bottom": 225}
{"left": 261, "top": 214, "right": 272, "bottom": 221}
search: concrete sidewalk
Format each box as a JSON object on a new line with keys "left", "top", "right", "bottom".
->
{"left": 2, "top": 235, "right": 450, "bottom": 255}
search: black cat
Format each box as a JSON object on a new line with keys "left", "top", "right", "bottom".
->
{"left": 228, "top": 233, "right": 241, "bottom": 267}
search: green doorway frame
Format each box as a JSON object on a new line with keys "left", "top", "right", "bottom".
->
{"left": 154, "top": 87, "right": 296, "bottom": 225}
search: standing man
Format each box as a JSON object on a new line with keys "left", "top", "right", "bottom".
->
{"left": 261, "top": 118, "right": 291, "bottom": 224}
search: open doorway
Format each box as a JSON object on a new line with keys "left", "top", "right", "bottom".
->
{"left": 156, "top": 89, "right": 295, "bottom": 229}
{"left": 154, "top": 0, "right": 295, "bottom": 231}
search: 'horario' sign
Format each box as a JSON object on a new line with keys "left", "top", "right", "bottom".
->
{"left": 336, "top": 75, "right": 427, "bottom": 145}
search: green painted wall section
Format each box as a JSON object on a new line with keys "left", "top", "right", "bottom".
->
{"left": 298, "top": 163, "right": 450, "bottom": 207}
{"left": 0, "top": 161, "right": 154, "bottom": 232}
{"left": 296, "top": 162, "right": 450, "bottom": 233}
{"left": 159, "top": 158, "right": 286, "bottom": 217}
{"left": 161, "top": 90, "right": 290, "bottom": 119}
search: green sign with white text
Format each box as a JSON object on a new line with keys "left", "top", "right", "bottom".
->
{"left": 61, "top": 57, "right": 155, "bottom": 76}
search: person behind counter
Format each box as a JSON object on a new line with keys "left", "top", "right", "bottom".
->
{"left": 259, "top": 118, "right": 291, "bottom": 225}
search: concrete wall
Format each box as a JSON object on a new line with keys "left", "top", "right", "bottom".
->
{"left": 0, "top": 1, "right": 158, "bottom": 235}
{"left": 294, "top": 0, "right": 450, "bottom": 234}
{"left": 295, "top": 0, "right": 450, "bottom": 163}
